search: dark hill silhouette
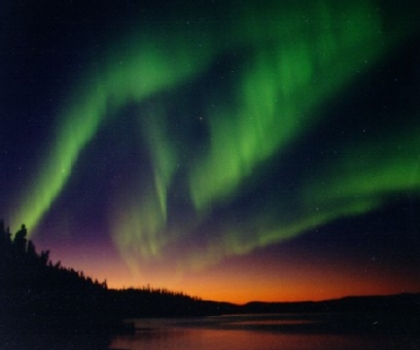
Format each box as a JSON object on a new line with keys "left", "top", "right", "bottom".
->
{"left": 0, "top": 221, "right": 122, "bottom": 347}
{"left": 239, "top": 294, "right": 420, "bottom": 335}
{"left": 0, "top": 221, "right": 234, "bottom": 335}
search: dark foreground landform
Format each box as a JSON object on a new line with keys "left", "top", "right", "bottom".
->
{"left": 1, "top": 221, "right": 419, "bottom": 349}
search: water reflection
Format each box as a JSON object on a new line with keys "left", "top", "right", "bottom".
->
{"left": 110, "top": 315, "right": 419, "bottom": 350}
{"left": 3, "top": 314, "right": 416, "bottom": 349}
{"left": 1, "top": 325, "right": 112, "bottom": 350}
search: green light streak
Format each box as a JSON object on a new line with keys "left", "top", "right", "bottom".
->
{"left": 189, "top": 1, "right": 386, "bottom": 210}
{"left": 11, "top": 24, "right": 218, "bottom": 234}
{"left": 111, "top": 186, "right": 167, "bottom": 260}
{"left": 140, "top": 104, "right": 179, "bottom": 219}
{"left": 11, "top": 86, "right": 108, "bottom": 232}
{"left": 184, "top": 198, "right": 380, "bottom": 272}
{"left": 303, "top": 121, "right": 420, "bottom": 207}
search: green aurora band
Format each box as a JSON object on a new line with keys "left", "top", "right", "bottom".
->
{"left": 11, "top": 0, "right": 419, "bottom": 272}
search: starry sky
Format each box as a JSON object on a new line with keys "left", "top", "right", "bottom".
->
{"left": 1, "top": 0, "right": 420, "bottom": 303}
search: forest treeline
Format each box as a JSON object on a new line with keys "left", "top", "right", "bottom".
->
{"left": 1, "top": 221, "right": 118, "bottom": 331}
{"left": 0, "top": 221, "right": 235, "bottom": 334}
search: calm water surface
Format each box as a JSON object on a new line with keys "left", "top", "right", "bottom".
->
{"left": 109, "top": 314, "right": 418, "bottom": 350}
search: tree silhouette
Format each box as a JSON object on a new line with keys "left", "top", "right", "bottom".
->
{"left": 13, "top": 224, "right": 27, "bottom": 253}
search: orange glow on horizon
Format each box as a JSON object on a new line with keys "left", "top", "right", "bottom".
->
{"left": 104, "top": 274, "right": 420, "bottom": 305}
{"left": 102, "top": 262, "right": 420, "bottom": 305}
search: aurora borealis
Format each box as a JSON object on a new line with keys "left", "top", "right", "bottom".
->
{"left": 1, "top": 0, "right": 419, "bottom": 303}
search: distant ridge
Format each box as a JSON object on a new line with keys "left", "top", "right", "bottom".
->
{"left": 240, "top": 292, "right": 420, "bottom": 314}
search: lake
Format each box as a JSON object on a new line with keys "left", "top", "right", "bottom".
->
{"left": 109, "top": 314, "right": 419, "bottom": 350}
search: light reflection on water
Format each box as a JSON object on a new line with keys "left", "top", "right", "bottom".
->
{"left": 109, "top": 314, "right": 415, "bottom": 350}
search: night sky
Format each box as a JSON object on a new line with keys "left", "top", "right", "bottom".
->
{"left": 1, "top": 0, "right": 419, "bottom": 303}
